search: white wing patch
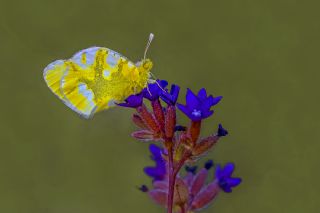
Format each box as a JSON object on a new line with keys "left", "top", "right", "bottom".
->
{"left": 106, "top": 49, "right": 121, "bottom": 67}
{"left": 72, "top": 47, "right": 100, "bottom": 68}
{"left": 103, "top": 70, "right": 111, "bottom": 78}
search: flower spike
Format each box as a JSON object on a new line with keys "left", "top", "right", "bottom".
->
{"left": 122, "top": 80, "right": 241, "bottom": 213}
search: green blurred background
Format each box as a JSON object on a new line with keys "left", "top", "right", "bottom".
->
{"left": 0, "top": 0, "right": 319, "bottom": 212}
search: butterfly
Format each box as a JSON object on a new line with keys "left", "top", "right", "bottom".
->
{"left": 43, "top": 33, "right": 155, "bottom": 119}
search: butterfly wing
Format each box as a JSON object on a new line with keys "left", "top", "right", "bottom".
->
{"left": 43, "top": 33, "right": 156, "bottom": 119}
{"left": 43, "top": 59, "right": 67, "bottom": 100}
{"left": 43, "top": 46, "right": 137, "bottom": 118}
{"left": 43, "top": 57, "right": 97, "bottom": 118}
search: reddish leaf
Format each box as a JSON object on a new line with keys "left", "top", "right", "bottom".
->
{"left": 132, "top": 113, "right": 147, "bottom": 129}
{"left": 192, "top": 135, "right": 219, "bottom": 156}
{"left": 184, "top": 172, "right": 195, "bottom": 187}
{"left": 191, "top": 181, "right": 220, "bottom": 211}
{"left": 152, "top": 99, "right": 165, "bottom": 130}
{"left": 131, "top": 130, "right": 155, "bottom": 142}
{"left": 137, "top": 104, "right": 161, "bottom": 134}
{"left": 190, "top": 168, "right": 208, "bottom": 197}
{"left": 174, "top": 177, "right": 189, "bottom": 205}
{"left": 153, "top": 181, "right": 168, "bottom": 190}
{"left": 165, "top": 105, "right": 176, "bottom": 139}
{"left": 149, "top": 189, "right": 168, "bottom": 207}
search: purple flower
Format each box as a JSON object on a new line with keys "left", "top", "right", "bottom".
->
{"left": 117, "top": 93, "right": 144, "bottom": 108}
{"left": 143, "top": 80, "right": 168, "bottom": 101}
{"left": 144, "top": 144, "right": 167, "bottom": 181}
{"left": 177, "top": 88, "right": 222, "bottom": 121}
{"left": 217, "top": 124, "right": 228, "bottom": 137}
{"left": 204, "top": 160, "right": 214, "bottom": 170}
{"left": 160, "top": 84, "right": 180, "bottom": 105}
{"left": 215, "top": 163, "right": 242, "bottom": 193}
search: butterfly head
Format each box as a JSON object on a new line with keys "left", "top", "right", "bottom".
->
{"left": 134, "top": 58, "right": 153, "bottom": 87}
{"left": 139, "top": 58, "right": 153, "bottom": 73}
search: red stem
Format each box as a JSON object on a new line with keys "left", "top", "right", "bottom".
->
{"left": 180, "top": 205, "right": 186, "bottom": 213}
{"left": 174, "top": 152, "right": 190, "bottom": 177}
{"left": 167, "top": 145, "right": 175, "bottom": 213}
{"left": 166, "top": 150, "right": 191, "bottom": 213}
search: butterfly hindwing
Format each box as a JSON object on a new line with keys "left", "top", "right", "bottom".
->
{"left": 43, "top": 59, "right": 95, "bottom": 118}
{"left": 43, "top": 59, "right": 67, "bottom": 100}
{"left": 60, "top": 59, "right": 98, "bottom": 119}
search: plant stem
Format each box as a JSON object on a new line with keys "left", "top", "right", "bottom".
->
{"left": 167, "top": 148, "right": 191, "bottom": 213}
{"left": 167, "top": 145, "right": 175, "bottom": 213}
{"left": 174, "top": 151, "right": 191, "bottom": 177}
{"left": 180, "top": 205, "right": 186, "bottom": 213}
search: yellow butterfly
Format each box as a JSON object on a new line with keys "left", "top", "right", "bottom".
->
{"left": 43, "top": 33, "right": 155, "bottom": 119}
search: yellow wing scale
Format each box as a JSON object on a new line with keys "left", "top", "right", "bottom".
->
{"left": 43, "top": 46, "right": 153, "bottom": 118}
{"left": 43, "top": 60, "right": 66, "bottom": 99}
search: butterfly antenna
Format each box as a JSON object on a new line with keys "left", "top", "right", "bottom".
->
{"left": 144, "top": 33, "right": 154, "bottom": 61}
{"left": 146, "top": 84, "right": 152, "bottom": 96}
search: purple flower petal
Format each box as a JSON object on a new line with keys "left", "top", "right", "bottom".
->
{"left": 186, "top": 88, "right": 199, "bottom": 109}
{"left": 149, "top": 144, "right": 162, "bottom": 159}
{"left": 212, "top": 96, "right": 223, "bottom": 106}
{"left": 215, "top": 165, "right": 222, "bottom": 177}
{"left": 117, "top": 93, "right": 144, "bottom": 108}
{"left": 223, "top": 163, "right": 235, "bottom": 177}
{"left": 201, "top": 110, "right": 214, "bottom": 119}
{"left": 176, "top": 103, "right": 190, "bottom": 115}
{"left": 197, "top": 88, "right": 207, "bottom": 101}
{"left": 223, "top": 185, "right": 232, "bottom": 193}
{"left": 201, "top": 98, "right": 214, "bottom": 111}
{"left": 160, "top": 84, "right": 180, "bottom": 105}
{"left": 144, "top": 144, "right": 167, "bottom": 182}
{"left": 170, "top": 85, "right": 180, "bottom": 100}
{"left": 215, "top": 162, "right": 241, "bottom": 193}
{"left": 227, "top": 177, "right": 242, "bottom": 187}
{"left": 143, "top": 80, "right": 168, "bottom": 101}
{"left": 144, "top": 167, "right": 166, "bottom": 181}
